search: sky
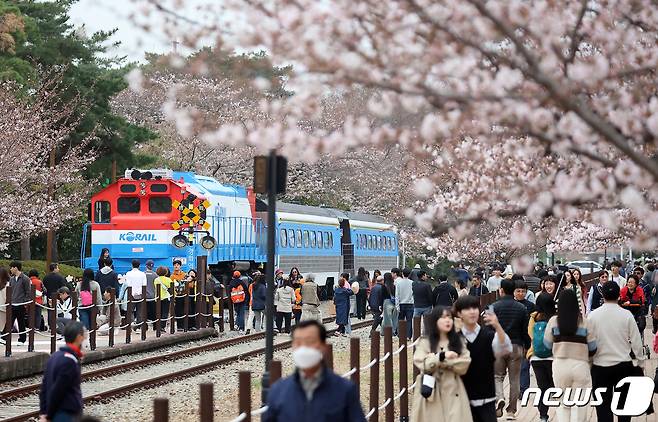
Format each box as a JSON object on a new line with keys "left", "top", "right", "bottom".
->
{"left": 68, "top": 0, "right": 225, "bottom": 62}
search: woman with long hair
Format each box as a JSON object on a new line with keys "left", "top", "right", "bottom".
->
{"left": 559, "top": 270, "right": 585, "bottom": 315}
{"left": 98, "top": 248, "right": 111, "bottom": 270}
{"left": 288, "top": 267, "right": 302, "bottom": 283}
{"left": 381, "top": 272, "right": 398, "bottom": 336}
{"left": 572, "top": 268, "right": 587, "bottom": 310}
{"left": 0, "top": 268, "right": 9, "bottom": 344}
{"left": 355, "top": 267, "right": 368, "bottom": 319}
{"left": 333, "top": 277, "right": 354, "bottom": 336}
{"left": 371, "top": 269, "right": 382, "bottom": 289}
{"left": 526, "top": 293, "right": 556, "bottom": 422}
{"left": 77, "top": 268, "right": 99, "bottom": 330}
{"left": 544, "top": 289, "right": 597, "bottom": 422}
{"left": 412, "top": 306, "right": 472, "bottom": 422}
{"left": 274, "top": 278, "right": 295, "bottom": 334}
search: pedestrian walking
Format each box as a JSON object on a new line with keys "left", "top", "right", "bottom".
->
{"left": 513, "top": 279, "right": 534, "bottom": 397}
{"left": 412, "top": 270, "right": 433, "bottom": 319}
{"left": 609, "top": 261, "right": 626, "bottom": 289}
{"left": 455, "top": 295, "right": 512, "bottom": 422}
{"left": 43, "top": 264, "right": 66, "bottom": 300}
{"left": 124, "top": 260, "right": 147, "bottom": 324}
{"left": 588, "top": 281, "right": 644, "bottom": 422}
{"left": 352, "top": 267, "right": 369, "bottom": 320}
{"left": 263, "top": 320, "right": 366, "bottom": 422}
{"left": 544, "top": 289, "right": 597, "bottom": 422}
{"left": 248, "top": 274, "right": 266, "bottom": 333}
{"left": 620, "top": 275, "right": 647, "bottom": 337}
{"left": 229, "top": 271, "right": 249, "bottom": 332}
{"left": 433, "top": 274, "right": 458, "bottom": 307}
{"left": 526, "top": 293, "right": 556, "bottom": 422}
{"left": 0, "top": 268, "right": 8, "bottom": 344}
{"left": 39, "top": 321, "right": 85, "bottom": 422}
{"left": 334, "top": 274, "right": 354, "bottom": 336}
{"left": 491, "top": 278, "right": 530, "bottom": 420}
{"left": 275, "top": 278, "right": 295, "bottom": 334}
{"left": 300, "top": 274, "right": 321, "bottom": 322}
{"left": 29, "top": 269, "right": 45, "bottom": 331}
{"left": 8, "top": 261, "right": 31, "bottom": 344}
{"left": 395, "top": 268, "right": 414, "bottom": 339}
{"left": 558, "top": 270, "right": 585, "bottom": 315}
{"left": 153, "top": 266, "right": 173, "bottom": 331}
{"left": 292, "top": 279, "right": 303, "bottom": 326}
{"left": 411, "top": 306, "right": 472, "bottom": 422}
{"left": 368, "top": 274, "right": 384, "bottom": 334}
{"left": 487, "top": 265, "right": 504, "bottom": 292}
{"left": 586, "top": 271, "right": 610, "bottom": 315}
{"left": 381, "top": 272, "right": 398, "bottom": 336}
{"left": 468, "top": 273, "right": 489, "bottom": 297}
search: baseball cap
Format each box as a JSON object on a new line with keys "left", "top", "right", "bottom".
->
{"left": 233, "top": 271, "right": 241, "bottom": 278}
{"left": 145, "top": 259, "right": 155, "bottom": 268}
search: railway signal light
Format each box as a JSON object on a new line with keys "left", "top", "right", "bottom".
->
{"left": 253, "top": 155, "right": 288, "bottom": 194}
{"left": 172, "top": 233, "right": 188, "bottom": 248}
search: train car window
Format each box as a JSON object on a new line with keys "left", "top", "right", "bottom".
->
{"left": 296, "top": 229, "right": 302, "bottom": 247}
{"left": 117, "top": 197, "right": 140, "bottom": 213}
{"left": 388, "top": 237, "right": 392, "bottom": 250}
{"left": 317, "top": 231, "right": 323, "bottom": 248}
{"left": 150, "top": 183, "right": 168, "bottom": 193}
{"left": 94, "top": 201, "right": 111, "bottom": 223}
{"left": 120, "top": 184, "right": 136, "bottom": 193}
{"left": 303, "top": 230, "right": 309, "bottom": 247}
{"left": 327, "top": 232, "right": 333, "bottom": 248}
{"left": 149, "top": 197, "right": 171, "bottom": 213}
{"left": 378, "top": 236, "right": 383, "bottom": 249}
{"left": 288, "top": 229, "right": 295, "bottom": 248}
{"left": 360, "top": 234, "right": 365, "bottom": 249}
{"left": 367, "top": 235, "right": 372, "bottom": 249}
{"left": 324, "top": 232, "right": 330, "bottom": 248}
{"left": 310, "top": 231, "right": 316, "bottom": 248}
{"left": 280, "top": 229, "right": 288, "bottom": 248}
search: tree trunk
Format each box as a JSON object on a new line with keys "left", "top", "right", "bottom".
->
{"left": 21, "top": 236, "right": 31, "bottom": 261}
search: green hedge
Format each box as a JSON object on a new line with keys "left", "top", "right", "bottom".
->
{"left": 0, "top": 260, "right": 83, "bottom": 279}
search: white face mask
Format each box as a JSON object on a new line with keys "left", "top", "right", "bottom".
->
{"left": 292, "top": 346, "right": 323, "bottom": 369}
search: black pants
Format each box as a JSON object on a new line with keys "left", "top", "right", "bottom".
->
{"left": 11, "top": 305, "right": 27, "bottom": 342}
{"left": 147, "top": 300, "right": 156, "bottom": 328}
{"left": 530, "top": 360, "right": 554, "bottom": 419}
{"left": 356, "top": 290, "right": 367, "bottom": 319}
{"left": 652, "top": 316, "right": 658, "bottom": 334}
{"left": 470, "top": 402, "right": 497, "bottom": 422}
{"left": 292, "top": 309, "right": 301, "bottom": 325}
{"left": 275, "top": 312, "right": 291, "bottom": 333}
{"left": 591, "top": 361, "right": 634, "bottom": 422}
{"left": 371, "top": 310, "right": 382, "bottom": 333}
{"left": 159, "top": 299, "right": 170, "bottom": 330}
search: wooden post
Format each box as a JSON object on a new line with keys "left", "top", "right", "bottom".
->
{"left": 199, "top": 383, "right": 213, "bottom": 422}
{"left": 169, "top": 285, "right": 175, "bottom": 335}
{"left": 217, "top": 284, "right": 224, "bottom": 333}
{"left": 27, "top": 284, "right": 36, "bottom": 352}
{"left": 398, "top": 320, "right": 409, "bottom": 422}
{"left": 350, "top": 336, "right": 360, "bottom": 392}
{"left": 126, "top": 287, "right": 133, "bottom": 344}
{"left": 324, "top": 343, "right": 334, "bottom": 371}
{"left": 184, "top": 285, "right": 190, "bottom": 332}
{"left": 4, "top": 286, "right": 11, "bottom": 357}
{"left": 412, "top": 316, "right": 421, "bottom": 379}
{"left": 384, "top": 326, "right": 394, "bottom": 422}
{"left": 238, "top": 371, "right": 252, "bottom": 422}
{"left": 50, "top": 293, "right": 57, "bottom": 354}
{"left": 156, "top": 288, "right": 162, "bottom": 338}
{"left": 228, "top": 287, "right": 235, "bottom": 331}
{"left": 369, "top": 331, "right": 380, "bottom": 422}
{"left": 141, "top": 285, "right": 147, "bottom": 341}
{"left": 90, "top": 289, "right": 98, "bottom": 350}
{"left": 153, "top": 398, "right": 169, "bottom": 422}
{"left": 269, "top": 360, "right": 282, "bottom": 385}
{"left": 109, "top": 288, "right": 116, "bottom": 347}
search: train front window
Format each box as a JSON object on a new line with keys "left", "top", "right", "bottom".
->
{"left": 117, "top": 197, "right": 140, "bottom": 213}
{"left": 94, "top": 201, "right": 111, "bottom": 223}
{"left": 120, "top": 184, "right": 136, "bottom": 193}
{"left": 150, "top": 183, "right": 168, "bottom": 193}
{"left": 149, "top": 197, "right": 171, "bottom": 213}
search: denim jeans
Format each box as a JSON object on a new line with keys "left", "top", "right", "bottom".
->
{"left": 234, "top": 302, "right": 246, "bottom": 330}
{"left": 78, "top": 309, "right": 91, "bottom": 330}
{"left": 52, "top": 411, "right": 80, "bottom": 422}
{"left": 413, "top": 306, "right": 432, "bottom": 317}
{"left": 520, "top": 358, "right": 530, "bottom": 394}
{"left": 398, "top": 304, "right": 414, "bottom": 339}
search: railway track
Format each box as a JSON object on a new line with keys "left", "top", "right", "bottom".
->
{"left": 0, "top": 319, "right": 370, "bottom": 422}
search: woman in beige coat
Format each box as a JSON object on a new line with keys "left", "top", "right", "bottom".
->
{"left": 412, "top": 306, "right": 473, "bottom": 422}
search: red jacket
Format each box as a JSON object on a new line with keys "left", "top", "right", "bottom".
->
{"left": 620, "top": 286, "right": 645, "bottom": 317}
{"left": 30, "top": 276, "right": 44, "bottom": 305}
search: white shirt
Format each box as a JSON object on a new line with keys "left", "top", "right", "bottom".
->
{"left": 609, "top": 273, "right": 626, "bottom": 289}
{"left": 124, "top": 268, "right": 147, "bottom": 298}
{"left": 487, "top": 276, "right": 502, "bottom": 292}
{"left": 588, "top": 302, "right": 644, "bottom": 367}
{"left": 394, "top": 277, "right": 414, "bottom": 305}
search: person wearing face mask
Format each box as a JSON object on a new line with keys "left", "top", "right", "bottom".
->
{"left": 263, "top": 320, "right": 366, "bottom": 422}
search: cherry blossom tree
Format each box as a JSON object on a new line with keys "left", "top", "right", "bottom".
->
{"left": 134, "top": 0, "right": 658, "bottom": 260}
{"left": 0, "top": 82, "right": 94, "bottom": 249}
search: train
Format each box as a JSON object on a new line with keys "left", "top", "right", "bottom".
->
{"left": 81, "top": 168, "right": 399, "bottom": 294}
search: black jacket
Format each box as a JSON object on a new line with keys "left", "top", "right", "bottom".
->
{"left": 39, "top": 346, "right": 83, "bottom": 419}
{"left": 468, "top": 284, "right": 489, "bottom": 297}
{"left": 433, "top": 282, "right": 458, "bottom": 307}
{"left": 492, "top": 296, "right": 530, "bottom": 348}
{"left": 369, "top": 283, "right": 385, "bottom": 312}
{"left": 251, "top": 281, "right": 267, "bottom": 311}
{"left": 43, "top": 273, "right": 66, "bottom": 299}
{"left": 95, "top": 268, "right": 120, "bottom": 295}
{"left": 412, "top": 281, "right": 434, "bottom": 308}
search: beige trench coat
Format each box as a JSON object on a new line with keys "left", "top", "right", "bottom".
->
{"left": 411, "top": 337, "right": 473, "bottom": 422}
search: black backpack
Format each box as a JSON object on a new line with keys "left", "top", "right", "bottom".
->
{"left": 434, "top": 283, "right": 456, "bottom": 307}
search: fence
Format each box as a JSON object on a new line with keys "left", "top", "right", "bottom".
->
{"left": 0, "top": 257, "right": 245, "bottom": 357}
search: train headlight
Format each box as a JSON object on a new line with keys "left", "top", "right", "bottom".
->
{"left": 172, "top": 234, "right": 188, "bottom": 249}
{"left": 200, "top": 235, "right": 216, "bottom": 250}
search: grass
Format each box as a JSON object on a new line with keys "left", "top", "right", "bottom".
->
{"left": 0, "top": 259, "right": 83, "bottom": 278}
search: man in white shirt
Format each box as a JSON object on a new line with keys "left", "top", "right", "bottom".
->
{"left": 394, "top": 268, "right": 414, "bottom": 339}
{"left": 124, "top": 259, "right": 147, "bottom": 299}
{"left": 487, "top": 265, "right": 504, "bottom": 292}
{"left": 588, "top": 281, "right": 644, "bottom": 422}
{"left": 608, "top": 261, "right": 626, "bottom": 289}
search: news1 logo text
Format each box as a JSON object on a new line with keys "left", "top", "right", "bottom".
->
{"left": 521, "top": 376, "right": 654, "bottom": 416}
